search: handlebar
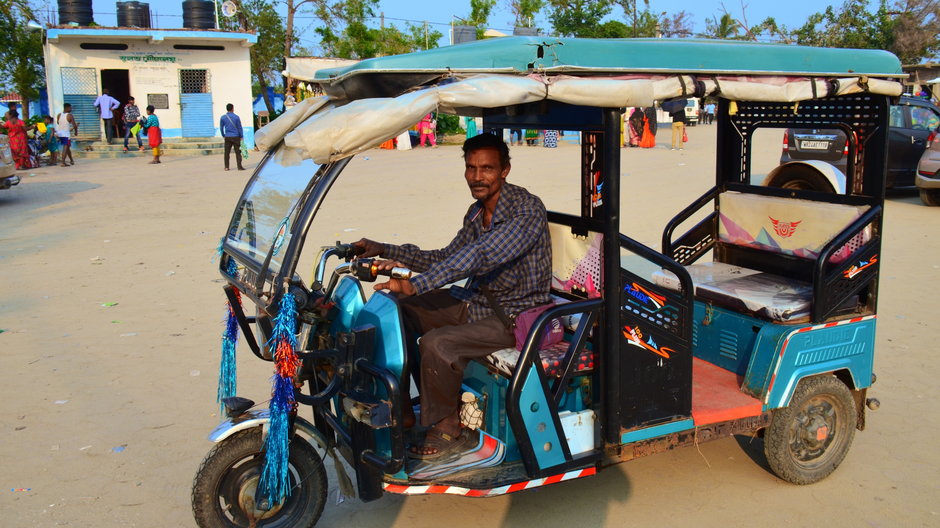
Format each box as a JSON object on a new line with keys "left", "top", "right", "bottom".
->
{"left": 351, "top": 259, "right": 413, "bottom": 282}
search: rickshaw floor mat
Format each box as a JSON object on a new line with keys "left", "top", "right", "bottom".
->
{"left": 391, "top": 460, "right": 530, "bottom": 489}
{"left": 407, "top": 429, "right": 506, "bottom": 481}
{"left": 691, "top": 358, "right": 763, "bottom": 426}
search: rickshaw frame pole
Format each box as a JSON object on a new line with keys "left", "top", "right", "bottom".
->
{"left": 601, "top": 108, "right": 623, "bottom": 445}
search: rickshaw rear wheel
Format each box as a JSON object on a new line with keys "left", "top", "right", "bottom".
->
{"left": 764, "top": 375, "right": 856, "bottom": 485}
{"left": 192, "top": 428, "right": 327, "bottom": 528}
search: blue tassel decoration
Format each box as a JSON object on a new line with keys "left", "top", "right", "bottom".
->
{"left": 258, "top": 292, "right": 300, "bottom": 506}
{"left": 217, "top": 257, "right": 240, "bottom": 409}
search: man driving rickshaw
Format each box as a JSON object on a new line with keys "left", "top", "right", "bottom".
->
{"left": 354, "top": 132, "right": 552, "bottom": 461}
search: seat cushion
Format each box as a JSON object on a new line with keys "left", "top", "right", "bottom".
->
{"left": 484, "top": 341, "right": 594, "bottom": 378}
{"left": 652, "top": 262, "right": 812, "bottom": 322}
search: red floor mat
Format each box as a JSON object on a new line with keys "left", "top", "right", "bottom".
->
{"left": 692, "top": 358, "right": 763, "bottom": 426}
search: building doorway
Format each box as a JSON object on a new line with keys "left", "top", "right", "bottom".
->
{"left": 101, "top": 69, "right": 130, "bottom": 136}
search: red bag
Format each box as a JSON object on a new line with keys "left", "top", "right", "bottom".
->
{"left": 513, "top": 304, "right": 564, "bottom": 350}
{"left": 682, "top": 129, "right": 689, "bottom": 142}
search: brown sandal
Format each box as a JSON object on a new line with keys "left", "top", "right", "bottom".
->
{"left": 408, "top": 426, "right": 477, "bottom": 459}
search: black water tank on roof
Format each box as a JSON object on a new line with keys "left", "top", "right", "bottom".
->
{"left": 58, "top": 0, "right": 94, "bottom": 26}
{"left": 182, "top": 0, "right": 216, "bottom": 30}
{"left": 117, "top": 1, "right": 151, "bottom": 28}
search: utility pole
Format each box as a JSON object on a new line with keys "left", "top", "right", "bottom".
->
{"left": 424, "top": 21, "right": 429, "bottom": 49}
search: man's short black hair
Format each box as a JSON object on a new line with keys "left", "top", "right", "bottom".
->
{"left": 146, "top": 105, "right": 155, "bottom": 113}
{"left": 63, "top": 103, "right": 71, "bottom": 110}
{"left": 226, "top": 103, "right": 234, "bottom": 111}
{"left": 462, "top": 132, "right": 511, "bottom": 168}
{"left": 128, "top": 96, "right": 135, "bottom": 101}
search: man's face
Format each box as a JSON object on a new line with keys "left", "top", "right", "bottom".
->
{"left": 464, "top": 147, "right": 509, "bottom": 203}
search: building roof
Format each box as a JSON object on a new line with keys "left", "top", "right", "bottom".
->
{"left": 47, "top": 27, "right": 257, "bottom": 46}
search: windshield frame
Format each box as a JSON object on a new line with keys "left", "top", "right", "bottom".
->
{"left": 220, "top": 143, "right": 351, "bottom": 311}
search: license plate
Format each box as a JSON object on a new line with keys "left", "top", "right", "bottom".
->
{"left": 800, "top": 140, "right": 830, "bottom": 150}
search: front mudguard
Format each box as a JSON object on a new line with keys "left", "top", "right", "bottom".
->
{"left": 208, "top": 409, "right": 329, "bottom": 451}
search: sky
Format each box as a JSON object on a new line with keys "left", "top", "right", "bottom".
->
{"left": 53, "top": 0, "right": 843, "bottom": 51}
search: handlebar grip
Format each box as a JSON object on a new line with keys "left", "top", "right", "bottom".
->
{"left": 352, "top": 258, "right": 413, "bottom": 282}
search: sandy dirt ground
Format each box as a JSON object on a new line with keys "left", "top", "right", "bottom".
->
{"left": 2, "top": 125, "right": 939, "bottom": 527}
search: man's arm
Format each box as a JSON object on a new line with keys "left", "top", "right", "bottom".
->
{"left": 382, "top": 219, "right": 475, "bottom": 273}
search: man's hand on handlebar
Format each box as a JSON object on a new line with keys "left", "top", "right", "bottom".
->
{"left": 353, "top": 238, "right": 384, "bottom": 258}
{"left": 374, "top": 277, "right": 416, "bottom": 296}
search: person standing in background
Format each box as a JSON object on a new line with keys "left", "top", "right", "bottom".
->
{"left": 56, "top": 103, "right": 78, "bottom": 167}
{"left": 2, "top": 110, "right": 34, "bottom": 169}
{"left": 419, "top": 113, "right": 437, "bottom": 148}
{"left": 93, "top": 89, "right": 120, "bottom": 144}
{"left": 669, "top": 103, "right": 688, "bottom": 150}
{"left": 704, "top": 102, "right": 716, "bottom": 124}
{"left": 220, "top": 103, "right": 245, "bottom": 171}
{"left": 41, "top": 115, "right": 60, "bottom": 166}
{"left": 140, "top": 105, "right": 162, "bottom": 164}
{"left": 122, "top": 96, "right": 143, "bottom": 152}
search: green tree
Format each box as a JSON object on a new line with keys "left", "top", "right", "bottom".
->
{"left": 614, "top": 0, "right": 691, "bottom": 38}
{"left": 456, "top": 0, "right": 496, "bottom": 39}
{"left": 315, "top": 0, "right": 442, "bottom": 59}
{"left": 0, "top": 0, "right": 44, "bottom": 115}
{"left": 547, "top": 0, "right": 614, "bottom": 37}
{"left": 700, "top": 12, "right": 740, "bottom": 39}
{"left": 509, "top": 0, "right": 544, "bottom": 28}
{"left": 785, "top": 0, "right": 940, "bottom": 62}
{"left": 222, "top": 0, "right": 286, "bottom": 114}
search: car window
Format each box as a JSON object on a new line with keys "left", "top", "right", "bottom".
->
{"left": 888, "top": 105, "right": 905, "bottom": 128}
{"left": 910, "top": 107, "right": 940, "bottom": 131}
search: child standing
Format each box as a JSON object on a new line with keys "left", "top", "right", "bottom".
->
{"left": 140, "top": 105, "right": 162, "bottom": 164}
{"left": 41, "top": 115, "right": 59, "bottom": 166}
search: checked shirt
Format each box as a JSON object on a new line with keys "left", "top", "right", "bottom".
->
{"left": 382, "top": 182, "right": 552, "bottom": 322}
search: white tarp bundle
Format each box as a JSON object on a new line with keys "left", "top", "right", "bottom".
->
{"left": 259, "top": 73, "right": 904, "bottom": 164}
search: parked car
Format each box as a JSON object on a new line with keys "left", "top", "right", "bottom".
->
{"left": 916, "top": 127, "right": 940, "bottom": 205}
{"left": 0, "top": 134, "right": 22, "bottom": 190}
{"left": 684, "top": 98, "right": 700, "bottom": 126}
{"left": 774, "top": 96, "right": 940, "bottom": 191}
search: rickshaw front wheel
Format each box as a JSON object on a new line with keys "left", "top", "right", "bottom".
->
{"left": 764, "top": 375, "right": 856, "bottom": 485}
{"left": 192, "top": 428, "right": 327, "bottom": 528}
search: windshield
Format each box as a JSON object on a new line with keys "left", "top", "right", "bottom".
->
{"left": 225, "top": 144, "right": 322, "bottom": 271}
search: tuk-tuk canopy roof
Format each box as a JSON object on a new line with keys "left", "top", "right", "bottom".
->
{"left": 260, "top": 38, "right": 906, "bottom": 164}
{"left": 316, "top": 37, "right": 904, "bottom": 94}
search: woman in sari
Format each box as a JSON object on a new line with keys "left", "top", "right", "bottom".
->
{"left": 2, "top": 110, "right": 34, "bottom": 169}
{"left": 639, "top": 107, "right": 657, "bottom": 148}
{"left": 628, "top": 108, "right": 644, "bottom": 147}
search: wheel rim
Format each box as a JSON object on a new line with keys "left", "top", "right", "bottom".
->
{"left": 214, "top": 452, "right": 309, "bottom": 527}
{"left": 786, "top": 393, "right": 847, "bottom": 469}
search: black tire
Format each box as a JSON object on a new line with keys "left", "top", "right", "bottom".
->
{"left": 919, "top": 188, "right": 940, "bottom": 206}
{"left": 766, "top": 165, "right": 836, "bottom": 193}
{"left": 192, "top": 428, "right": 327, "bottom": 528}
{"left": 764, "top": 375, "right": 856, "bottom": 485}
